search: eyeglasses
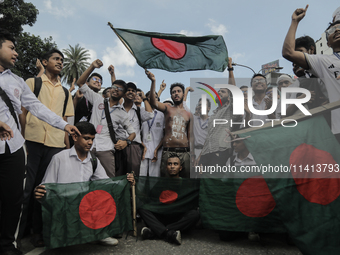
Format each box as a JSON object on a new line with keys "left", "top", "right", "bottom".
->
{"left": 278, "top": 80, "right": 291, "bottom": 86}
{"left": 92, "top": 77, "right": 102, "bottom": 83}
{"left": 326, "top": 24, "right": 340, "bottom": 36}
{"left": 252, "top": 79, "right": 266, "bottom": 84}
{"left": 111, "top": 85, "right": 125, "bottom": 92}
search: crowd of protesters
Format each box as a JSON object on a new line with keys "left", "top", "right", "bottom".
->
{"left": 0, "top": 4, "right": 340, "bottom": 254}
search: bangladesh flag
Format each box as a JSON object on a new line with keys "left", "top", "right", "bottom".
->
{"left": 136, "top": 176, "right": 200, "bottom": 214}
{"left": 238, "top": 115, "right": 340, "bottom": 255}
{"left": 42, "top": 176, "right": 132, "bottom": 249}
{"left": 111, "top": 26, "right": 228, "bottom": 72}
{"left": 199, "top": 177, "right": 286, "bottom": 233}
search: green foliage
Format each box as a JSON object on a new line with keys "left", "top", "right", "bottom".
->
{"left": 11, "top": 33, "right": 57, "bottom": 80}
{"left": 62, "top": 44, "right": 90, "bottom": 85}
{"left": 0, "top": 0, "right": 38, "bottom": 37}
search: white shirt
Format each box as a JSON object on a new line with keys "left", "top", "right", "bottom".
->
{"left": 141, "top": 109, "right": 164, "bottom": 159}
{"left": 42, "top": 146, "right": 109, "bottom": 184}
{"left": 226, "top": 152, "right": 256, "bottom": 166}
{"left": 0, "top": 69, "right": 68, "bottom": 154}
{"left": 193, "top": 115, "right": 209, "bottom": 147}
{"left": 80, "top": 84, "right": 135, "bottom": 152}
{"left": 117, "top": 104, "right": 154, "bottom": 144}
{"left": 305, "top": 53, "right": 340, "bottom": 134}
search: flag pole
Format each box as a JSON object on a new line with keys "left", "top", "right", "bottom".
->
{"left": 130, "top": 171, "right": 137, "bottom": 237}
{"left": 108, "top": 22, "right": 148, "bottom": 72}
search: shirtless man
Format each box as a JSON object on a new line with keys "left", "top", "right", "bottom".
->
{"left": 147, "top": 71, "right": 192, "bottom": 178}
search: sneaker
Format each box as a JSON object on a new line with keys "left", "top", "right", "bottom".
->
{"left": 98, "top": 237, "right": 118, "bottom": 246}
{"left": 166, "top": 230, "right": 181, "bottom": 245}
{"left": 248, "top": 232, "right": 260, "bottom": 242}
{"left": 141, "top": 227, "right": 155, "bottom": 240}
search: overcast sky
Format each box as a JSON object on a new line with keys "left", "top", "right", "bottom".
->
{"left": 22, "top": 0, "right": 338, "bottom": 101}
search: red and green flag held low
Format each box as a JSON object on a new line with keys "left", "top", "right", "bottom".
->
{"left": 42, "top": 176, "right": 132, "bottom": 249}
{"left": 238, "top": 115, "right": 340, "bottom": 255}
{"left": 136, "top": 176, "right": 200, "bottom": 214}
{"left": 109, "top": 24, "right": 228, "bottom": 72}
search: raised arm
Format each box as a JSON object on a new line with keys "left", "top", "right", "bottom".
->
{"left": 147, "top": 70, "right": 167, "bottom": 113}
{"left": 157, "top": 80, "right": 166, "bottom": 98}
{"left": 108, "top": 65, "right": 116, "bottom": 85}
{"left": 77, "top": 59, "right": 103, "bottom": 87}
{"left": 228, "top": 57, "right": 236, "bottom": 86}
{"left": 36, "top": 59, "right": 45, "bottom": 77}
{"left": 184, "top": 87, "right": 194, "bottom": 102}
{"left": 282, "top": 5, "right": 310, "bottom": 70}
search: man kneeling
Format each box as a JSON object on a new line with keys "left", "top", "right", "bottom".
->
{"left": 138, "top": 154, "right": 199, "bottom": 245}
{"left": 34, "top": 122, "right": 118, "bottom": 246}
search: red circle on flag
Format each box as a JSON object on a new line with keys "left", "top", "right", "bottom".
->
{"left": 159, "top": 190, "right": 178, "bottom": 204}
{"left": 151, "top": 38, "right": 186, "bottom": 60}
{"left": 290, "top": 143, "right": 340, "bottom": 205}
{"left": 79, "top": 190, "right": 116, "bottom": 229}
{"left": 236, "top": 176, "right": 276, "bottom": 217}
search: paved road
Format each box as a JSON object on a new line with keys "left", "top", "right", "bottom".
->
{"left": 20, "top": 223, "right": 302, "bottom": 255}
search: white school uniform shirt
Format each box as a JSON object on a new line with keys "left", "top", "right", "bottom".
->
{"left": 117, "top": 104, "right": 154, "bottom": 144}
{"left": 79, "top": 84, "right": 135, "bottom": 152}
{"left": 226, "top": 152, "right": 256, "bottom": 166}
{"left": 193, "top": 115, "right": 209, "bottom": 147}
{"left": 305, "top": 53, "right": 340, "bottom": 134}
{"left": 141, "top": 109, "right": 164, "bottom": 159}
{"left": 42, "top": 146, "right": 109, "bottom": 184}
{"left": 0, "top": 69, "right": 68, "bottom": 154}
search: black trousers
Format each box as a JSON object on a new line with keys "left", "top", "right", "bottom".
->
{"left": 19, "top": 141, "right": 63, "bottom": 238}
{"left": 138, "top": 208, "right": 199, "bottom": 238}
{"left": 0, "top": 145, "right": 25, "bottom": 252}
{"left": 116, "top": 143, "right": 142, "bottom": 177}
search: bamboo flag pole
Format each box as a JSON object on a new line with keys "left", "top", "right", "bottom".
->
{"left": 107, "top": 22, "right": 148, "bottom": 72}
{"left": 130, "top": 171, "right": 137, "bottom": 237}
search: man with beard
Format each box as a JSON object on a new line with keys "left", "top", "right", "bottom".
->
{"left": 147, "top": 71, "right": 192, "bottom": 178}
{"left": 282, "top": 5, "right": 340, "bottom": 142}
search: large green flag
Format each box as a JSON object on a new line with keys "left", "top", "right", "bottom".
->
{"left": 199, "top": 177, "right": 286, "bottom": 233}
{"left": 136, "top": 176, "right": 200, "bottom": 214}
{"left": 111, "top": 27, "right": 228, "bottom": 72}
{"left": 238, "top": 115, "right": 340, "bottom": 255}
{"left": 42, "top": 176, "right": 132, "bottom": 249}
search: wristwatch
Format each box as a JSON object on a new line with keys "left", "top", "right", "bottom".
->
{"left": 126, "top": 139, "right": 132, "bottom": 146}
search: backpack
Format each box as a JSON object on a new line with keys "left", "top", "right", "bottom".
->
{"left": 33, "top": 77, "right": 69, "bottom": 117}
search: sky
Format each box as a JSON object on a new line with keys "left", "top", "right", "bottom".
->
{"left": 20, "top": 0, "right": 338, "bottom": 102}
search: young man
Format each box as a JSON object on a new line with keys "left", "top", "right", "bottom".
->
{"left": 0, "top": 29, "right": 78, "bottom": 255}
{"left": 116, "top": 82, "right": 154, "bottom": 176}
{"left": 138, "top": 154, "right": 200, "bottom": 245}
{"left": 19, "top": 48, "right": 75, "bottom": 244}
{"left": 140, "top": 91, "right": 164, "bottom": 177}
{"left": 77, "top": 59, "right": 136, "bottom": 177}
{"left": 34, "top": 122, "right": 118, "bottom": 246}
{"left": 282, "top": 5, "right": 340, "bottom": 142}
{"left": 148, "top": 71, "right": 192, "bottom": 178}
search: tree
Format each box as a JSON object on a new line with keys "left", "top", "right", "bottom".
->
{"left": 12, "top": 33, "right": 57, "bottom": 80}
{"left": 62, "top": 44, "right": 90, "bottom": 85}
{"left": 0, "top": 0, "right": 38, "bottom": 37}
{"left": 0, "top": 0, "right": 58, "bottom": 80}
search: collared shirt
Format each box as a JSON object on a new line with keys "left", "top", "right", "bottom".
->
{"left": 116, "top": 104, "right": 154, "bottom": 144}
{"left": 305, "top": 53, "right": 340, "bottom": 134}
{"left": 201, "top": 103, "right": 233, "bottom": 155}
{"left": 141, "top": 109, "right": 164, "bottom": 159}
{"left": 226, "top": 152, "right": 256, "bottom": 166}
{"left": 42, "top": 146, "right": 108, "bottom": 184}
{"left": 25, "top": 74, "right": 74, "bottom": 148}
{"left": 80, "top": 84, "right": 135, "bottom": 152}
{"left": 193, "top": 115, "right": 209, "bottom": 147}
{"left": 0, "top": 70, "right": 68, "bottom": 154}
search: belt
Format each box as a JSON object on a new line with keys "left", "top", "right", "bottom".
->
{"left": 163, "top": 147, "right": 190, "bottom": 152}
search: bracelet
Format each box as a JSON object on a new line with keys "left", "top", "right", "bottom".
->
{"left": 143, "top": 98, "right": 148, "bottom": 101}
{"left": 227, "top": 67, "right": 234, "bottom": 71}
